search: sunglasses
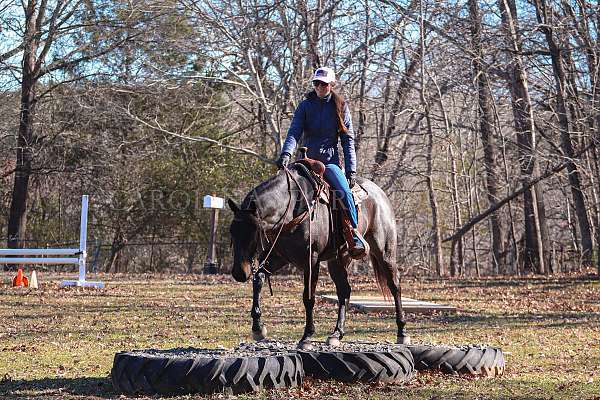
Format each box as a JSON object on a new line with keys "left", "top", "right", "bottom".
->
{"left": 313, "top": 80, "right": 330, "bottom": 87}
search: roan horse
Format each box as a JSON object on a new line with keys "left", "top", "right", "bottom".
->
{"left": 228, "top": 162, "right": 410, "bottom": 348}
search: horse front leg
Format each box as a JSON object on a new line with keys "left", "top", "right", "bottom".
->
{"left": 298, "top": 260, "right": 320, "bottom": 349}
{"left": 250, "top": 256, "right": 286, "bottom": 341}
{"left": 326, "top": 257, "right": 351, "bottom": 347}
{"left": 251, "top": 271, "right": 268, "bottom": 341}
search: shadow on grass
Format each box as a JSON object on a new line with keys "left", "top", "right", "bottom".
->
{"left": 0, "top": 376, "right": 114, "bottom": 399}
{"left": 427, "top": 274, "right": 599, "bottom": 290}
{"left": 433, "top": 310, "right": 600, "bottom": 327}
{"left": 407, "top": 373, "right": 600, "bottom": 400}
{"left": 345, "top": 309, "right": 600, "bottom": 339}
{"left": 349, "top": 306, "right": 600, "bottom": 326}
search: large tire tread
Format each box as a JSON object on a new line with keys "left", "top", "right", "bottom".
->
{"left": 407, "top": 344, "right": 505, "bottom": 377}
{"left": 111, "top": 351, "right": 303, "bottom": 395}
{"left": 298, "top": 347, "right": 414, "bottom": 383}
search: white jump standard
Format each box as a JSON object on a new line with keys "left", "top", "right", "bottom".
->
{"left": 0, "top": 195, "right": 104, "bottom": 288}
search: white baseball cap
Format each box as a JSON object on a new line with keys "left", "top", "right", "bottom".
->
{"left": 312, "top": 67, "right": 336, "bottom": 84}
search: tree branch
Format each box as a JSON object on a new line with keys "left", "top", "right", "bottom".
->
{"left": 39, "top": 31, "right": 141, "bottom": 76}
{"left": 443, "top": 143, "right": 595, "bottom": 243}
{"left": 122, "top": 104, "right": 274, "bottom": 165}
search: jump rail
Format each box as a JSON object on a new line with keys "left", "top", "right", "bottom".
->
{"left": 0, "top": 195, "right": 104, "bottom": 288}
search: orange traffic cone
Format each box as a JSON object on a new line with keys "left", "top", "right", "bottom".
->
{"left": 12, "top": 268, "right": 29, "bottom": 287}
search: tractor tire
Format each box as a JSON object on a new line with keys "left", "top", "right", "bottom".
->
{"left": 111, "top": 348, "right": 304, "bottom": 395}
{"left": 407, "top": 344, "right": 505, "bottom": 377}
{"left": 298, "top": 346, "right": 414, "bottom": 383}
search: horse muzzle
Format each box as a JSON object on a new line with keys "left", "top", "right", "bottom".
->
{"left": 231, "top": 261, "right": 252, "bottom": 282}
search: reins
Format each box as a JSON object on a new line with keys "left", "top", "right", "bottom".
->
{"left": 253, "top": 165, "right": 315, "bottom": 298}
{"left": 252, "top": 169, "right": 293, "bottom": 296}
{"left": 287, "top": 167, "right": 316, "bottom": 299}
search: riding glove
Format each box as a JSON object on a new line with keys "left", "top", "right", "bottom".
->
{"left": 346, "top": 172, "right": 356, "bottom": 188}
{"left": 276, "top": 152, "right": 291, "bottom": 169}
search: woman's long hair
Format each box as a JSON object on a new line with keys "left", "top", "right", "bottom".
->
{"left": 332, "top": 90, "right": 349, "bottom": 135}
{"left": 308, "top": 89, "right": 349, "bottom": 135}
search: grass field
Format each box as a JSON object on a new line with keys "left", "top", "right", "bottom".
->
{"left": 0, "top": 269, "right": 599, "bottom": 399}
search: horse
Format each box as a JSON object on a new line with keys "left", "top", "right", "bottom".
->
{"left": 227, "top": 162, "right": 410, "bottom": 348}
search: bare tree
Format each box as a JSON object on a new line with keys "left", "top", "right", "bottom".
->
{"left": 532, "top": 0, "right": 594, "bottom": 267}
{"left": 468, "top": 0, "right": 505, "bottom": 273}
{"left": 497, "top": 0, "right": 550, "bottom": 273}
{"left": 4, "top": 0, "right": 139, "bottom": 250}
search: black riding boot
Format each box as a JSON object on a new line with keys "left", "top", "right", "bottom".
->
{"left": 349, "top": 228, "right": 367, "bottom": 258}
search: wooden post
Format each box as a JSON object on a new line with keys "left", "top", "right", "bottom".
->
{"left": 205, "top": 208, "right": 219, "bottom": 272}
{"left": 203, "top": 195, "right": 224, "bottom": 274}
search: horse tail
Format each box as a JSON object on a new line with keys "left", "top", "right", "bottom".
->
{"left": 371, "top": 255, "right": 392, "bottom": 300}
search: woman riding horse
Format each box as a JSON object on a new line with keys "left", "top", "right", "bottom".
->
{"left": 276, "top": 66, "right": 368, "bottom": 258}
{"left": 228, "top": 67, "right": 410, "bottom": 348}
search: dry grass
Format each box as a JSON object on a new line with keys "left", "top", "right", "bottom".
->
{"left": 0, "top": 269, "right": 599, "bottom": 399}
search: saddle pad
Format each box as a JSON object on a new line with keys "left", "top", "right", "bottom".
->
{"left": 320, "top": 183, "right": 368, "bottom": 205}
{"left": 352, "top": 184, "right": 369, "bottom": 205}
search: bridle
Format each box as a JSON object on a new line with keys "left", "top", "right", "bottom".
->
{"left": 251, "top": 165, "right": 317, "bottom": 297}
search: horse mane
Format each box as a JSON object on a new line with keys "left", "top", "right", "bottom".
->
{"left": 240, "top": 166, "right": 309, "bottom": 219}
{"left": 240, "top": 172, "right": 281, "bottom": 212}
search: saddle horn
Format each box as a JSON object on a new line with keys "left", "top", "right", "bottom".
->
{"left": 299, "top": 147, "right": 308, "bottom": 159}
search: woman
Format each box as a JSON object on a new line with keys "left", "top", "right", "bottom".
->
{"left": 276, "top": 66, "right": 367, "bottom": 257}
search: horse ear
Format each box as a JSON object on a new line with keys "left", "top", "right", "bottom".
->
{"left": 227, "top": 198, "right": 240, "bottom": 213}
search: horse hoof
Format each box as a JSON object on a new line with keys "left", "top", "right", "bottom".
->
{"left": 297, "top": 341, "right": 314, "bottom": 351}
{"left": 326, "top": 336, "right": 341, "bottom": 347}
{"left": 397, "top": 335, "right": 411, "bottom": 345}
{"left": 252, "top": 327, "right": 268, "bottom": 341}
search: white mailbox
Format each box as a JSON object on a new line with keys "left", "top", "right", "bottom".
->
{"left": 203, "top": 195, "right": 224, "bottom": 209}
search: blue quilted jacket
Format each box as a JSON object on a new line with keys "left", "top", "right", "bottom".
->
{"left": 281, "top": 91, "right": 356, "bottom": 174}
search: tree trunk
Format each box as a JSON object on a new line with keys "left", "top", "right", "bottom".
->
{"left": 498, "top": 0, "right": 550, "bottom": 274}
{"left": 566, "top": 0, "right": 600, "bottom": 274}
{"left": 533, "top": 0, "right": 594, "bottom": 266}
{"left": 435, "top": 79, "right": 463, "bottom": 276}
{"left": 468, "top": 0, "right": 504, "bottom": 274}
{"left": 419, "top": 3, "right": 444, "bottom": 276}
{"left": 186, "top": 243, "right": 198, "bottom": 274}
{"left": 106, "top": 228, "right": 126, "bottom": 273}
{"left": 448, "top": 144, "right": 464, "bottom": 277}
{"left": 473, "top": 167, "right": 483, "bottom": 277}
{"left": 591, "top": 147, "right": 600, "bottom": 274}
{"left": 424, "top": 109, "right": 443, "bottom": 276}
{"left": 376, "top": 49, "right": 420, "bottom": 166}
{"left": 355, "top": 0, "right": 370, "bottom": 152}
{"left": 299, "top": 0, "right": 321, "bottom": 69}
{"left": 7, "top": 0, "right": 40, "bottom": 254}
{"left": 531, "top": 184, "right": 549, "bottom": 274}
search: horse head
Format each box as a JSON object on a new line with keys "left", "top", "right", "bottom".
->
{"left": 228, "top": 198, "right": 260, "bottom": 282}
{"left": 227, "top": 166, "right": 316, "bottom": 282}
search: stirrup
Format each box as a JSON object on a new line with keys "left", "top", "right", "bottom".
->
{"left": 349, "top": 229, "right": 369, "bottom": 259}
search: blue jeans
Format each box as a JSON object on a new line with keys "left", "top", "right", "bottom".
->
{"left": 324, "top": 164, "right": 358, "bottom": 229}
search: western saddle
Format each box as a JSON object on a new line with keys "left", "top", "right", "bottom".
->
{"left": 293, "top": 147, "right": 369, "bottom": 259}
